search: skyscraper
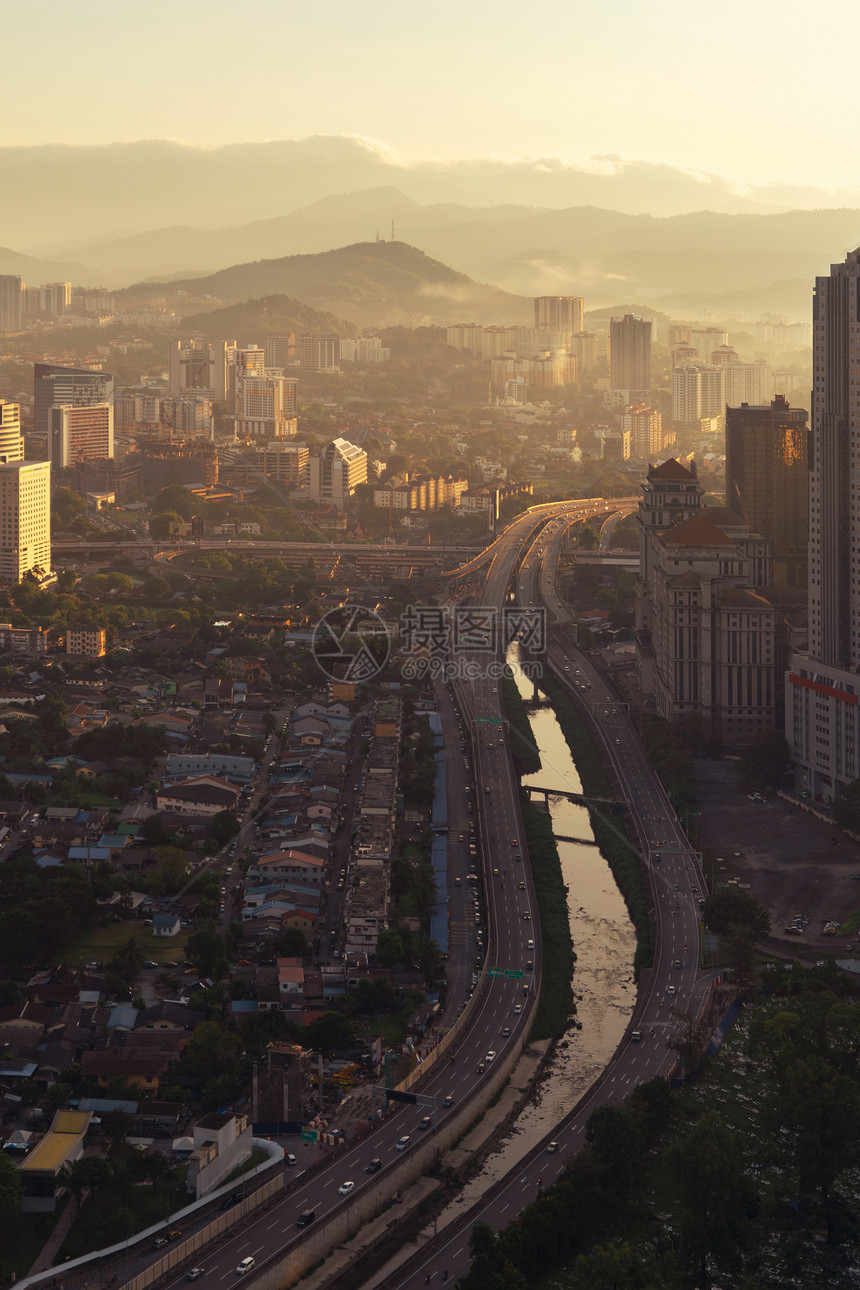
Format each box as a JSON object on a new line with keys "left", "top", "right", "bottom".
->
{"left": 610, "top": 314, "right": 651, "bottom": 397}
{"left": 0, "top": 276, "right": 22, "bottom": 332}
{"left": 0, "top": 401, "right": 24, "bottom": 463}
{"left": 786, "top": 248, "right": 860, "bottom": 799}
{"left": 50, "top": 404, "right": 114, "bottom": 468}
{"left": 34, "top": 364, "right": 114, "bottom": 438}
{"left": 534, "top": 296, "right": 584, "bottom": 333}
{"left": 168, "top": 339, "right": 236, "bottom": 402}
{"left": 725, "top": 396, "right": 808, "bottom": 587}
{"left": 0, "top": 460, "right": 51, "bottom": 584}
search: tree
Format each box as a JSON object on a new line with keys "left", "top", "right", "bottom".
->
{"left": 375, "top": 927, "right": 404, "bottom": 967}
{"left": 307, "top": 1010, "right": 355, "bottom": 1052}
{"left": 109, "top": 936, "right": 145, "bottom": 984}
{"left": 208, "top": 809, "right": 240, "bottom": 847}
{"left": 737, "top": 731, "right": 792, "bottom": 789}
{"left": 185, "top": 926, "right": 227, "bottom": 979}
{"left": 274, "top": 927, "right": 309, "bottom": 958}
{"left": 702, "top": 888, "right": 770, "bottom": 940}
{"left": 834, "top": 778, "right": 860, "bottom": 834}
{"left": 666, "top": 1113, "right": 758, "bottom": 1289}
{"left": 0, "top": 1148, "right": 22, "bottom": 1237}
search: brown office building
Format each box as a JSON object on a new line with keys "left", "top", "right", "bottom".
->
{"left": 725, "top": 396, "right": 809, "bottom": 587}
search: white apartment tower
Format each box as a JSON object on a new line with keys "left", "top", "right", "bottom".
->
{"left": 0, "top": 460, "right": 51, "bottom": 583}
{"left": 787, "top": 248, "right": 860, "bottom": 799}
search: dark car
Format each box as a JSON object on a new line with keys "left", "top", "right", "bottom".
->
{"left": 297, "top": 1209, "right": 316, "bottom": 1228}
{"left": 365, "top": 1157, "right": 382, "bottom": 1173}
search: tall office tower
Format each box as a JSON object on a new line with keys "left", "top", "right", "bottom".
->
{"left": 300, "top": 335, "right": 340, "bottom": 371}
{"left": 307, "top": 437, "right": 367, "bottom": 509}
{"left": 0, "top": 402, "right": 24, "bottom": 463}
{"left": 534, "top": 296, "right": 584, "bottom": 333}
{"left": 0, "top": 460, "right": 51, "bottom": 583}
{"left": 50, "top": 403, "right": 114, "bottom": 468}
{"left": 725, "top": 396, "right": 808, "bottom": 588}
{"left": 0, "top": 276, "right": 23, "bottom": 332}
{"left": 610, "top": 314, "right": 651, "bottom": 397}
{"left": 34, "top": 363, "right": 114, "bottom": 438}
{"left": 168, "top": 339, "right": 236, "bottom": 402}
{"left": 43, "top": 282, "right": 71, "bottom": 316}
{"left": 234, "top": 346, "right": 266, "bottom": 378}
{"left": 786, "top": 248, "right": 860, "bottom": 799}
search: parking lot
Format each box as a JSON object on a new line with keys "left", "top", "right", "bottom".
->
{"left": 694, "top": 759, "right": 860, "bottom": 954}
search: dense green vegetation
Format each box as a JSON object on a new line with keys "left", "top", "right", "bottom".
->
{"left": 464, "top": 972, "right": 860, "bottom": 1290}
{"left": 502, "top": 674, "right": 541, "bottom": 777}
{"left": 542, "top": 673, "right": 652, "bottom": 969}
{"left": 519, "top": 796, "right": 574, "bottom": 1042}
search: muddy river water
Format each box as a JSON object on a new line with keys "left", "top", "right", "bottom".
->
{"left": 455, "top": 656, "right": 636, "bottom": 1195}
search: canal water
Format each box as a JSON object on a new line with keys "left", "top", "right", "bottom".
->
{"left": 455, "top": 652, "right": 636, "bottom": 1193}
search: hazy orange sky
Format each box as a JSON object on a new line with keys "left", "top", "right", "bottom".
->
{"left": 4, "top": 0, "right": 855, "bottom": 190}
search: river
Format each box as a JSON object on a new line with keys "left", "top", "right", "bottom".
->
{"left": 454, "top": 652, "right": 636, "bottom": 1193}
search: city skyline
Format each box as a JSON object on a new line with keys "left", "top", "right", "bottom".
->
{"left": 4, "top": 0, "right": 860, "bottom": 198}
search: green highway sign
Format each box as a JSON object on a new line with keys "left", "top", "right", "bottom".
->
{"left": 487, "top": 967, "right": 503, "bottom": 977}
{"left": 504, "top": 969, "right": 524, "bottom": 980}
{"left": 301, "top": 1128, "right": 318, "bottom": 1142}
{"left": 477, "top": 717, "right": 503, "bottom": 725}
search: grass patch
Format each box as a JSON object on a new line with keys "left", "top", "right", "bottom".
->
{"left": 69, "top": 921, "right": 191, "bottom": 967}
{"left": 521, "top": 796, "right": 574, "bottom": 1042}
{"left": 541, "top": 673, "right": 652, "bottom": 970}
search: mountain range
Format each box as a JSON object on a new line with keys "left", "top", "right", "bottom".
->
{"left": 2, "top": 137, "right": 859, "bottom": 319}
{"left": 130, "top": 241, "right": 531, "bottom": 329}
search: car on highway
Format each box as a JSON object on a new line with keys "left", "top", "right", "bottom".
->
{"left": 518, "top": 881, "right": 526, "bottom": 890}
{"left": 514, "top": 1003, "right": 523, "bottom": 1014}
{"left": 526, "top": 959, "right": 533, "bottom": 969}
{"left": 143, "top": 960, "right": 159, "bottom": 969}
{"left": 338, "top": 1180, "right": 355, "bottom": 1195}
{"left": 501, "top": 1026, "right": 511, "bottom": 1037}
{"left": 546, "top": 1141, "right": 560, "bottom": 1153}
{"left": 296, "top": 1210, "right": 315, "bottom": 1227}
{"left": 442, "top": 1095, "right": 454, "bottom": 1107}
{"left": 667, "top": 985, "right": 676, "bottom": 996}
{"left": 236, "top": 1258, "right": 256, "bottom": 1275}
{"left": 477, "top": 1061, "right": 486, "bottom": 1074}
{"left": 187, "top": 1270, "right": 205, "bottom": 1281}
{"left": 485, "top": 1050, "right": 496, "bottom": 1062}
{"left": 511, "top": 838, "right": 518, "bottom": 847}
{"left": 285, "top": 1152, "right": 297, "bottom": 1166}
{"left": 419, "top": 1116, "right": 432, "bottom": 1130}
{"left": 527, "top": 938, "right": 534, "bottom": 950}
{"left": 396, "top": 1135, "right": 411, "bottom": 1151}
{"left": 366, "top": 1157, "right": 382, "bottom": 1173}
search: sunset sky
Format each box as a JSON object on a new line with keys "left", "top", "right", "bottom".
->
{"left": 4, "top": 0, "right": 855, "bottom": 191}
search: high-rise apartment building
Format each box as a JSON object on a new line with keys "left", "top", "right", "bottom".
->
{"left": 534, "top": 296, "right": 584, "bottom": 333}
{"left": 620, "top": 405, "right": 665, "bottom": 457}
{"left": 307, "top": 437, "right": 367, "bottom": 509}
{"left": 0, "top": 401, "right": 24, "bottom": 463}
{"left": 786, "top": 249, "right": 860, "bottom": 799}
{"left": 0, "top": 276, "right": 23, "bottom": 332}
{"left": 671, "top": 363, "right": 726, "bottom": 429}
{"left": 50, "top": 404, "right": 114, "bottom": 468}
{"left": 300, "top": 336, "right": 340, "bottom": 372}
{"left": 168, "top": 339, "right": 236, "bottom": 402}
{"left": 0, "top": 460, "right": 51, "bottom": 583}
{"left": 725, "top": 396, "right": 809, "bottom": 588}
{"left": 610, "top": 314, "right": 651, "bottom": 398}
{"left": 723, "top": 361, "right": 773, "bottom": 407}
{"left": 34, "top": 364, "right": 114, "bottom": 438}
{"left": 234, "top": 374, "right": 297, "bottom": 440}
{"left": 264, "top": 335, "right": 297, "bottom": 371}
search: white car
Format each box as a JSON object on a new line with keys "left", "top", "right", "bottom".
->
{"left": 485, "top": 1050, "right": 496, "bottom": 1062}
{"left": 338, "top": 1180, "right": 354, "bottom": 1195}
{"left": 236, "top": 1258, "right": 256, "bottom": 1275}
